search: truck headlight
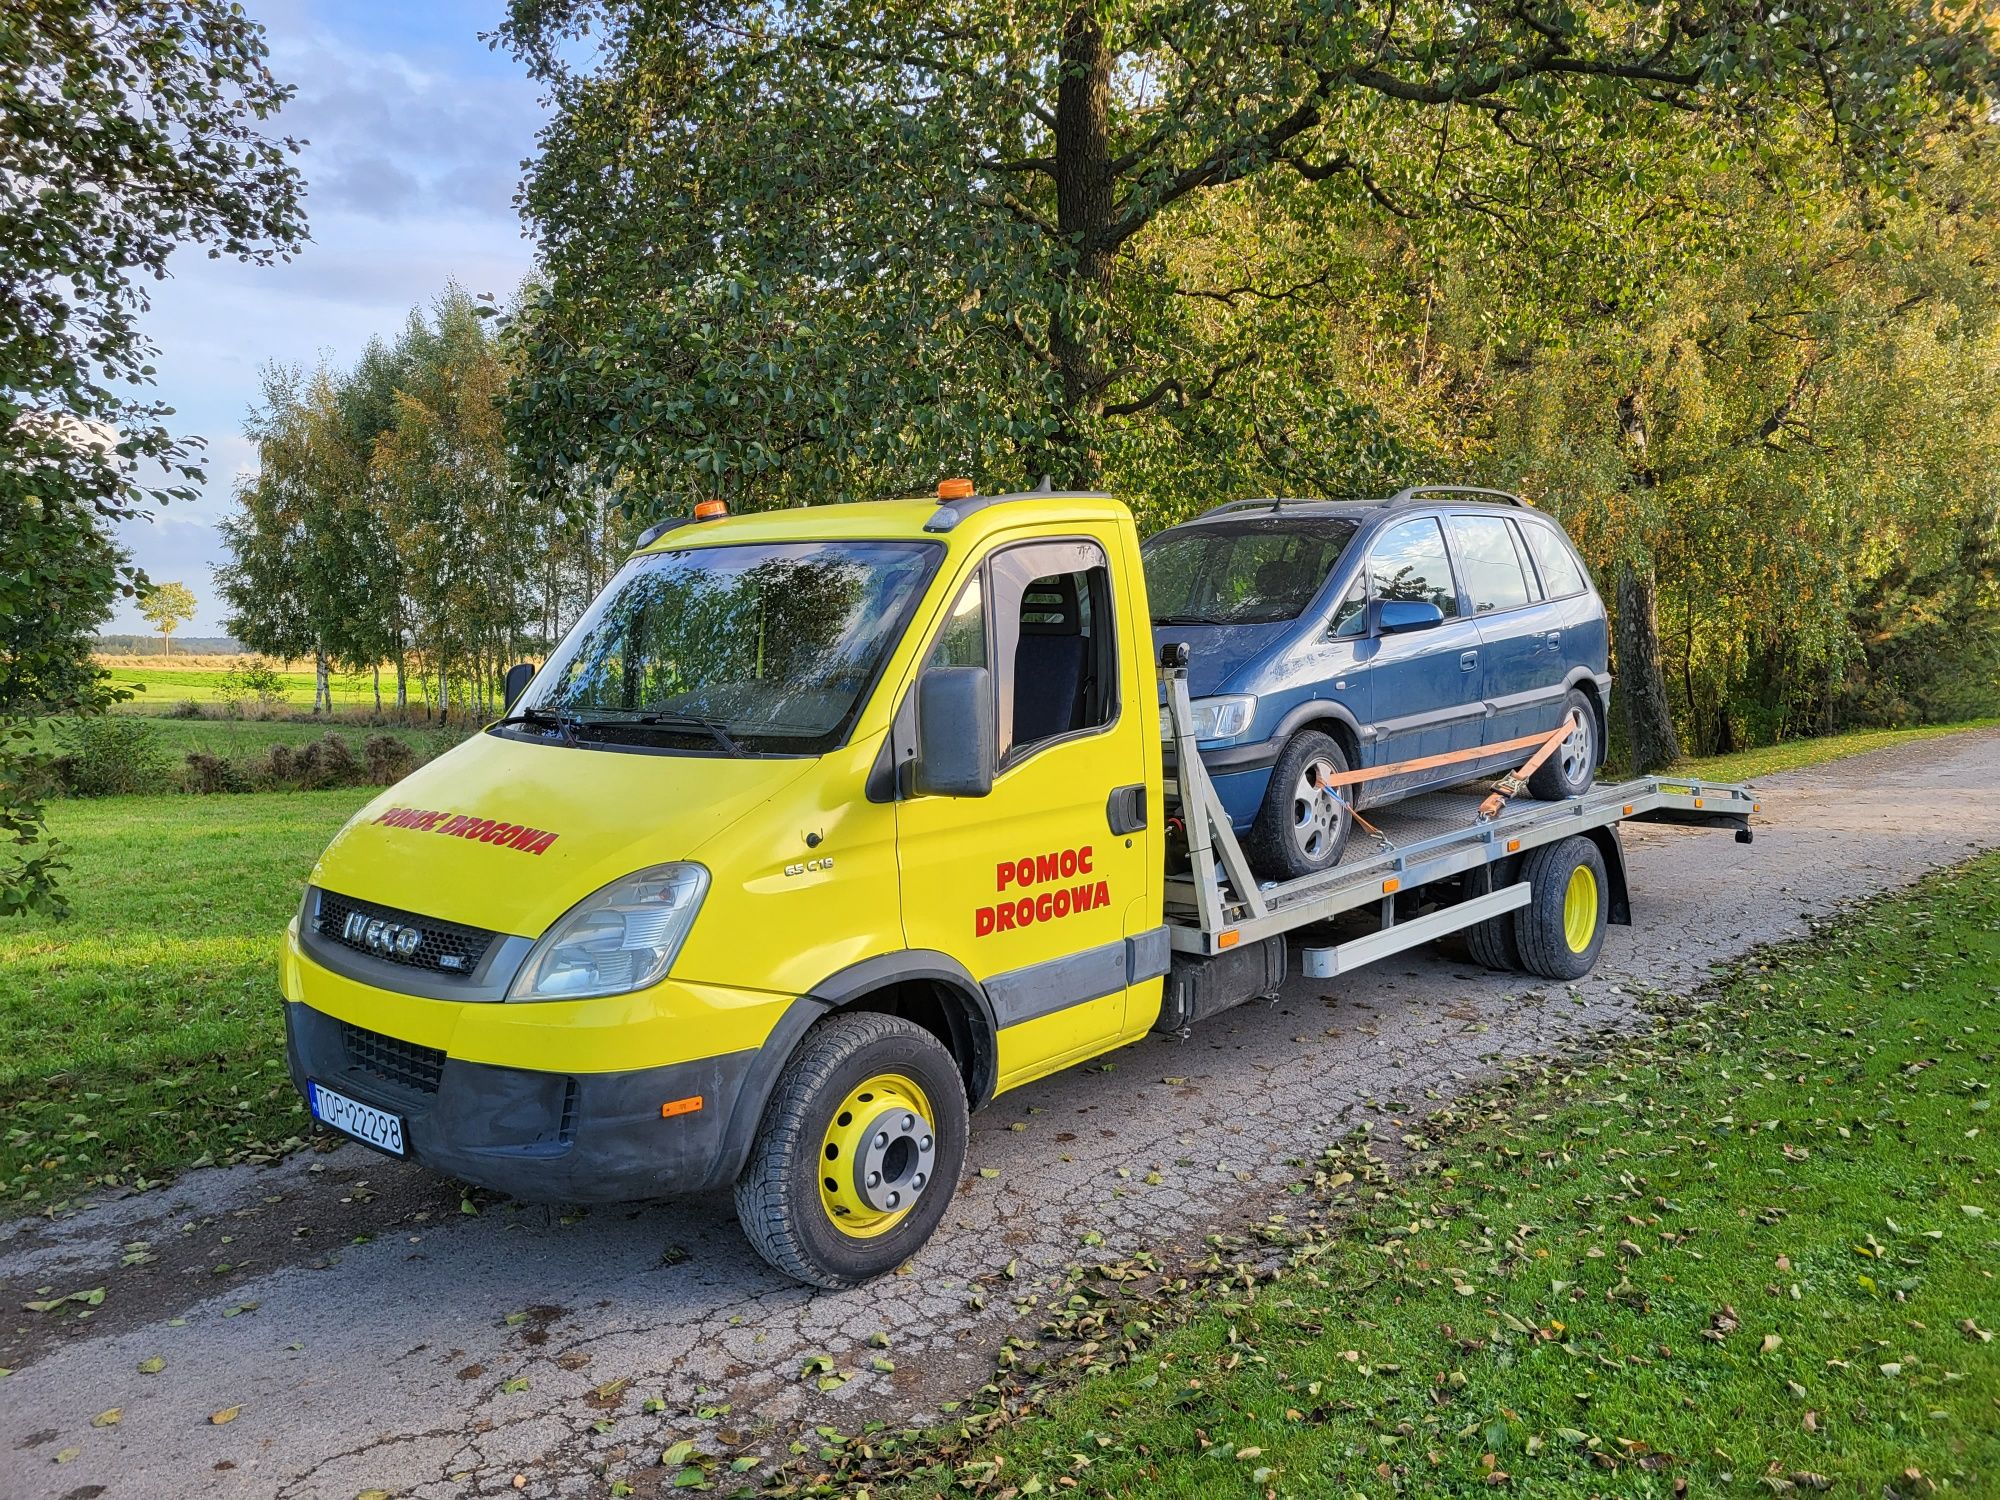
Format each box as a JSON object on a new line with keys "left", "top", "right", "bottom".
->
{"left": 508, "top": 864, "right": 709, "bottom": 1001}
{"left": 1159, "top": 694, "right": 1257, "bottom": 743}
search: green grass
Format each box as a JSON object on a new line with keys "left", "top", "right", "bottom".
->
{"left": 0, "top": 789, "right": 375, "bottom": 1210}
{"left": 1680, "top": 718, "right": 2000, "bottom": 784}
{"left": 35, "top": 715, "right": 443, "bottom": 760}
{"left": 102, "top": 662, "right": 382, "bottom": 710}
{"left": 853, "top": 855, "right": 2000, "bottom": 1499}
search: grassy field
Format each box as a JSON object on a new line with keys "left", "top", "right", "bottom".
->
{"left": 98, "top": 655, "right": 387, "bottom": 711}
{"left": 805, "top": 854, "right": 2000, "bottom": 1500}
{"left": 35, "top": 714, "right": 445, "bottom": 759}
{"left": 0, "top": 790, "right": 374, "bottom": 1209}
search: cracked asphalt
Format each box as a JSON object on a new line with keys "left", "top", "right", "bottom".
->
{"left": 4, "top": 727, "right": 1997, "bottom": 1500}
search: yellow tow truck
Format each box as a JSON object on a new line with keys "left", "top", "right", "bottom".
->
{"left": 282, "top": 482, "right": 1756, "bottom": 1286}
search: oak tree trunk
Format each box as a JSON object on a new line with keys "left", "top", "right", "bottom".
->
{"left": 1615, "top": 564, "right": 1681, "bottom": 772}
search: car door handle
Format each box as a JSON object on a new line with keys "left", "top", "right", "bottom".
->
{"left": 1545, "top": 629, "right": 1562, "bottom": 650}
{"left": 1460, "top": 650, "right": 1479, "bottom": 671}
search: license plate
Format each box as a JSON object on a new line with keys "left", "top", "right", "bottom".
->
{"left": 308, "top": 1081, "right": 406, "bottom": 1157}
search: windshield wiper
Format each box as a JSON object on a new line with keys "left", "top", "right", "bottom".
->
{"left": 491, "top": 705, "right": 581, "bottom": 745}
{"left": 586, "top": 712, "right": 748, "bottom": 758}
{"left": 1153, "top": 614, "right": 1233, "bottom": 626}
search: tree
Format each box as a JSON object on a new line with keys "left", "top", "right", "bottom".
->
{"left": 500, "top": 0, "right": 1997, "bottom": 518}
{"left": 139, "top": 581, "right": 196, "bottom": 657}
{"left": 1, "top": 1, "right": 305, "bottom": 914}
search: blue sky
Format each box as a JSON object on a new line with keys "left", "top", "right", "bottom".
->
{"left": 106, "top": 0, "right": 545, "bottom": 636}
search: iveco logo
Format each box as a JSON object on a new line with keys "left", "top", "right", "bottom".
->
{"left": 343, "top": 910, "right": 423, "bottom": 958}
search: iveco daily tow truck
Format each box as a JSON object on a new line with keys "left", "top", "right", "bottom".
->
{"left": 282, "top": 481, "right": 1756, "bottom": 1287}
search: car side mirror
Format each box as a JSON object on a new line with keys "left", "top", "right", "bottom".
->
{"left": 502, "top": 662, "right": 536, "bottom": 713}
{"left": 912, "top": 666, "right": 994, "bottom": 797}
{"left": 1369, "top": 599, "right": 1445, "bottom": 635}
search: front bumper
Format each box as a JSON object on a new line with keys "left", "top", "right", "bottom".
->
{"left": 284, "top": 1000, "right": 756, "bottom": 1201}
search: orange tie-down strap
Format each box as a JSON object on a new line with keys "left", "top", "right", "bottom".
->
{"left": 1309, "top": 712, "right": 1580, "bottom": 795}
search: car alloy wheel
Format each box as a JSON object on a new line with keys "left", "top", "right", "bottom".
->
{"left": 1290, "top": 757, "right": 1350, "bottom": 863}
{"left": 1557, "top": 715, "right": 1592, "bottom": 785}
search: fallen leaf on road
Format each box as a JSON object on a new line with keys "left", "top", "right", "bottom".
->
{"left": 93, "top": 1408, "right": 122, "bottom": 1427}
{"left": 138, "top": 1356, "right": 165, "bottom": 1374}
{"left": 210, "top": 1405, "right": 240, "bottom": 1425}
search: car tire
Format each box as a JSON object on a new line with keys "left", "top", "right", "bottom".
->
{"left": 734, "top": 1012, "right": 968, "bottom": 1289}
{"left": 1512, "top": 835, "right": 1609, "bottom": 980}
{"left": 1527, "top": 688, "right": 1598, "bottom": 801}
{"left": 1245, "top": 729, "right": 1353, "bottom": 881}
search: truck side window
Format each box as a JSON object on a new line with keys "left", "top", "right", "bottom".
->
{"left": 1368, "top": 518, "right": 1459, "bottom": 618}
{"left": 988, "top": 540, "right": 1117, "bottom": 763}
{"left": 929, "top": 576, "right": 986, "bottom": 668}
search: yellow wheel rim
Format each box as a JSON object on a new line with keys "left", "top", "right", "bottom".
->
{"left": 817, "top": 1072, "right": 936, "bottom": 1240}
{"left": 1563, "top": 862, "right": 1599, "bottom": 953}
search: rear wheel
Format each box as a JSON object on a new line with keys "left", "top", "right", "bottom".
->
{"left": 1512, "top": 835, "right": 1608, "bottom": 980}
{"left": 1245, "top": 729, "right": 1352, "bottom": 880}
{"left": 1527, "top": 688, "right": 1598, "bottom": 801}
{"left": 734, "top": 1012, "right": 968, "bottom": 1289}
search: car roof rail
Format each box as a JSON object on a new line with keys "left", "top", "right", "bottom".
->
{"left": 1384, "top": 484, "right": 1528, "bottom": 508}
{"left": 1193, "top": 496, "right": 1339, "bottom": 520}
{"left": 924, "top": 475, "right": 1115, "bottom": 533}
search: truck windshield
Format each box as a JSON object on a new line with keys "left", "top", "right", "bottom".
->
{"left": 1142, "top": 516, "right": 1358, "bottom": 625}
{"left": 509, "top": 539, "right": 941, "bottom": 756}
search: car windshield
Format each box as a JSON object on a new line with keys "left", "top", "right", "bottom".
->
{"left": 509, "top": 539, "right": 940, "bottom": 755}
{"left": 1142, "top": 516, "right": 1358, "bottom": 625}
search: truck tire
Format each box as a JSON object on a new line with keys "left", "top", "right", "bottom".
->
{"left": 733, "top": 1011, "right": 968, "bottom": 1289}
{"left": 1460, "top": 857, "right": 1522, "bottom": 971}
{"left": 1512, "top": 835, "right": 1608, "bottom": 980}
{"left": 1245, "top": 729, "right": 1352, "bottom": 880}
{"left": 1527, "top": 689, "right": 1598, "bottom": 801}
{"left": 1463, "top": 911, "right": 1522, "bottom": 972}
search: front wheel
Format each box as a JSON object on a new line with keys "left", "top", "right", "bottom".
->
{"left": 734, "top": 1012, "right": 969, "bottom": 1289}
{"left": 1527, "top": 688, "right": 1598, "bottom": 801}
{"left": 1244, "top": 729, "right": 1353, "bottom": 881}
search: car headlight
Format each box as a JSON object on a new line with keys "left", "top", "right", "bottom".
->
{"left": 507, "top": 864, "right": 709, "bottom": 1001}
{"left": 1159, "top": 694, "right": 1258, "bottom": 743}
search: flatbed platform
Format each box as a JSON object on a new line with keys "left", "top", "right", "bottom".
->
{"left": 1157, "top": 663, "right": 1759, "bottom": 964}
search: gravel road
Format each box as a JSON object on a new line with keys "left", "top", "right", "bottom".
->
{"left": 4, "top": 727, "right": 1997, "bottom": 1500}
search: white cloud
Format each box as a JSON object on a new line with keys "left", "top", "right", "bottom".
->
{"left": 109, "top": 0, "right": 546, "bottom": 636}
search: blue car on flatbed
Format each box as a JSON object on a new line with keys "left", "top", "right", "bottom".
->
{"left": 1142, "top": 486, "right": 1612, "bottom": 878}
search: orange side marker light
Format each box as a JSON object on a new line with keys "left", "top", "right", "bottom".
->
{"left": 1505, "top": 838, "right": 1520, "bottom": 853}
{"left": 1217, "top": 930, "right": 1240, "bottom": 949}
{"left": 1382, "top": 877, "right": 1401, "bottom": 894}
{"left": 660, "top": 1096, "right": 704, "bottom": 1119}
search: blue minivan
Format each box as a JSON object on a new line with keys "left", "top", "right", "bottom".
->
{"left": 1143, "top": 487, "right": 1611, "bottom": 877}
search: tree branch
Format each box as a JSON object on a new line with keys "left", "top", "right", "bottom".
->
{"left": 1101, "top": 353, "right": 1256, "bottom": 418}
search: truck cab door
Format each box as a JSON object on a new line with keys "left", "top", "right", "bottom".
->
{"left": 893, "top": 533, "right": 1155, "bottom": 1093}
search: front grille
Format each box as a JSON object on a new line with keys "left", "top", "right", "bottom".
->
{"left": 313, "top": 888, "right": 496, "bottom": 977}
{"left": 342, "top": 1022, "right": 446, "bottom": 1094}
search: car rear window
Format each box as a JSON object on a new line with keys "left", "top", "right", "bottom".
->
{"left": 1520, "top": 519, "right": 1588, "bottom": 598}
{"left": 1142, "top": 516, "right": 1358, "bottom": 625}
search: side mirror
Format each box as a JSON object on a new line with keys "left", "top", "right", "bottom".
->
{"left": 1369, "top": 598, "right": 1445, "bottom": 635}
{"left": 502, "top": 662, "right": 536, "bottom": 713}
{"left": 912, "top": 666, "right": 994, "bottom": 797}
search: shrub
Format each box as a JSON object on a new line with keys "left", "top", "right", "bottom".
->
{"left": 254, "top": 733, "right": 360, "bottom": 791}
{"left": 182, "top": 751, "right": 246, "bottom": 795}
{"left": 164, "top": 697, "right": 205, "bottom": 719}
{"left": 51, "top": 716, "right": 170, "bottom": 796}
{"left": 218, "top": 659, "right": 289, "bottom": 719}
{"left": 363, "top": 734, "right": 416, "bottom": 783}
